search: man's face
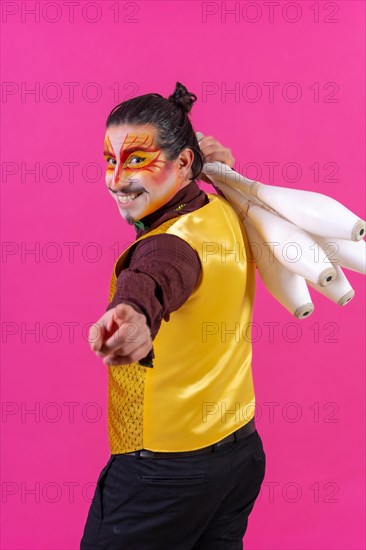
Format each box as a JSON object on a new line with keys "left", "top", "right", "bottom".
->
{"left": 104, "top": 124, "right": 184, "bottom": 224}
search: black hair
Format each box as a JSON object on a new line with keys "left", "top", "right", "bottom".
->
{"left": 106, "top": 82, "right": 204, "bottom": 181}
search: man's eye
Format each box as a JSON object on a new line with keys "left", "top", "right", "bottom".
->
{"left": 106, "top": 157, "right": 117, "bottom": 166}
{"left": 127, "top": 155, "right": 146, "bottom": 165}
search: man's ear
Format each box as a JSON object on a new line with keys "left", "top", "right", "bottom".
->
{"left": 177, "top": 147, "right": 194, "bottom": 178}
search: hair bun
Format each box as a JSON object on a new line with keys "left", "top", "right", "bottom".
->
{"left": 168, "top": 82, "right": 197, "bottom": 114}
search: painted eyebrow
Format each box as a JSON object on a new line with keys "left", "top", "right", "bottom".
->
{"left": 103, "top": 146, "right": 157, "bottom": 157}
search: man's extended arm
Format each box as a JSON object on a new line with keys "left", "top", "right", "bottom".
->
{"left": 106, "top": 233, "right": 201, "bottom": 339}
{"left": 89, "top": 234, "right": 201, "bottom": 366}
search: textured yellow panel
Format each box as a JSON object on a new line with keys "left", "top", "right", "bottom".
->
{"left": 108, "top": 363, "right": 147, "bottom": 454}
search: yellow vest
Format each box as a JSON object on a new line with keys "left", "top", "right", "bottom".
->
{"left": 107, "top": 193, "right": 256, "bottom": 454}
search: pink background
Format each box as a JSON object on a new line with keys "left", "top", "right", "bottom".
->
{"left": 1, "top": 1, "right": 365, "bottom": 548}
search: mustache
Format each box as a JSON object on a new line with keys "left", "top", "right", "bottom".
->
{"left": 108, "top": 183, "right": 146, "bottom": 195}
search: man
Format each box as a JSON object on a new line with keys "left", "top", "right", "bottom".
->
{"left": 80, "top": 87, "right": 266, "bottom": 549}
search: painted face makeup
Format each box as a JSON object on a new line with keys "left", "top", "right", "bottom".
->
{"left": 104, "top": 124, "right": 184, "bottom": 224}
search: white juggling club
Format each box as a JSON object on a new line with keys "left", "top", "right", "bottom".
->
{"left": 307, "top": 264, "right": 355, "bottom": 306}
{"left": 309, "top": 235, "right": 366, "bottom": 275}
{"left": 201, "top": 160, "right": 366, "bottom": 242}
{"left": 243, "top": 217, "right": 314, "bottom": 319}
{"left": 216, "top": 181, "right": 337, "bottom": 287}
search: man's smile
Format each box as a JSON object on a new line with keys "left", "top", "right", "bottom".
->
{"left": 116, "top": 192, "right": 145, "bottom": 207}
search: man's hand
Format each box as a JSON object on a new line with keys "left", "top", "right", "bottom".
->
{"left": 88, "top": 303, "right": 152, "bottom": 366}
{"left": 196, "top": 133, "right": 235, "bottom": 183}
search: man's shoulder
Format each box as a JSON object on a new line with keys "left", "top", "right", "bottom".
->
{"left": 126, "top": 232, "right": 199, "bottom": 265}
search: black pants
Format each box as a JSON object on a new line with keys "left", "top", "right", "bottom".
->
{"left": 80, "top": 429, "right": 266, "bottom": 550}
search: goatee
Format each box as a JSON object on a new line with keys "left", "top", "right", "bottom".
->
{"left": 125, "top": 214, "right": 136, "bottom": 225}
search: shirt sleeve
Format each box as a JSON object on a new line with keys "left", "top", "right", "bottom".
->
{"left": 106, "top": 233, "right": 202, "bottom": 341}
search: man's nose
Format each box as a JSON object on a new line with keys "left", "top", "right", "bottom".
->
{"left": 111, "top": 164, "right": 130, "bottom": 191}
